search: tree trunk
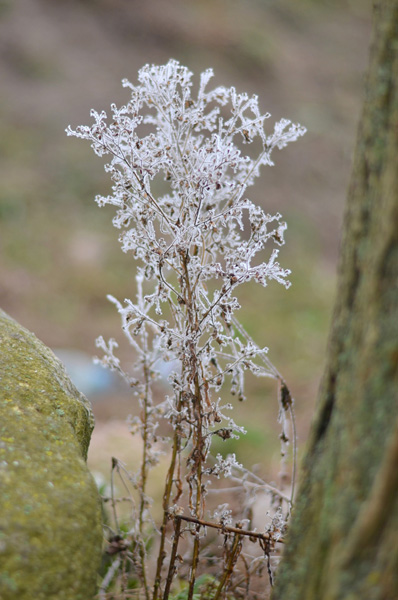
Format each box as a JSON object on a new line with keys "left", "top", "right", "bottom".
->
{"left": 272, "top": 2, "right": 398, "bottom": 599}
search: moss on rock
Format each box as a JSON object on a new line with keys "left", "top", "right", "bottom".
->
{"left": 0, "top": 309, "right": 103, "bottom": 600}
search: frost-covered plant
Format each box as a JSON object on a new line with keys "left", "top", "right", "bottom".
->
{"left": 67, "top": 59, "right": 305, "bottom": 600}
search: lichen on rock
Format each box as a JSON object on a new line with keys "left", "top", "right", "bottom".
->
{"left": 0, "top": 309, "right": 103, "bottom": 600}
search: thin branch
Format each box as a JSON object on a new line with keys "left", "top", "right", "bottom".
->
{"left": 162, "top": 517, "right": 182, "bottom": 600}
{"left": 171, "top": 513, "right": 284, "bottom": 544}
{"left": 213, "top": 533, "right": 243, "bottom": 600}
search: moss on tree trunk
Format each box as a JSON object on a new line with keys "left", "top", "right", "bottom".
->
{"left": 272, "top": 2, "right": 398, "bottom": 599}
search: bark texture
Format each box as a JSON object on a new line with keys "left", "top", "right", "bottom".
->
{"left": 272, "top": 2, "right": 398, "bottom": 599}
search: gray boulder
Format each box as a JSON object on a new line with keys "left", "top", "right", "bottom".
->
{"left": 0, "top": 309, "right": 102, "bottom": 600}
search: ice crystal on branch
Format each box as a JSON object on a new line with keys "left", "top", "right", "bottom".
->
{"left": 67, "top": 59, "right": 304, "bottom": 599}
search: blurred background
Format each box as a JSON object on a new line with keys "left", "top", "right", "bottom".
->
{"left": 0, "top": 0, "right": 372, "bottom": 484}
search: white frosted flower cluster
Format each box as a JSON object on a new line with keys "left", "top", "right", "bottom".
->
{"left": 67, "top": 59, "right": 305, "bottom": 412}
{"left": 68, "top": 60, "right": 304, "bottom": 597}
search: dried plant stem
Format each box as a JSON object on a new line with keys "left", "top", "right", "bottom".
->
{"left": 213, "top": 532, "right": 243, "bottom": 600}
{"left": 288, "top": 403, "right": 298, "bottom": 510}
{"left": 137, "top": 362, "right": 151, "bottom": 600}
{"left": 153, "top": 405, "right": 182, "bottom": 600}
{"left": 110, "top": 458, "right": 120, "bottom": 532}
{"left": 187, "top": 524, "right": 201, "bottom": 600}
{"left": 227, "top": 475, "right": 292, "bottom": 504}
{"left": 184, "top": 252, "right": 207, "bottom": 600}
{"left": 99, "top": 557, "right": 122, "bottom": 599}
{"left": 162, "top": 517, "right": 182, "bottom": 600}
